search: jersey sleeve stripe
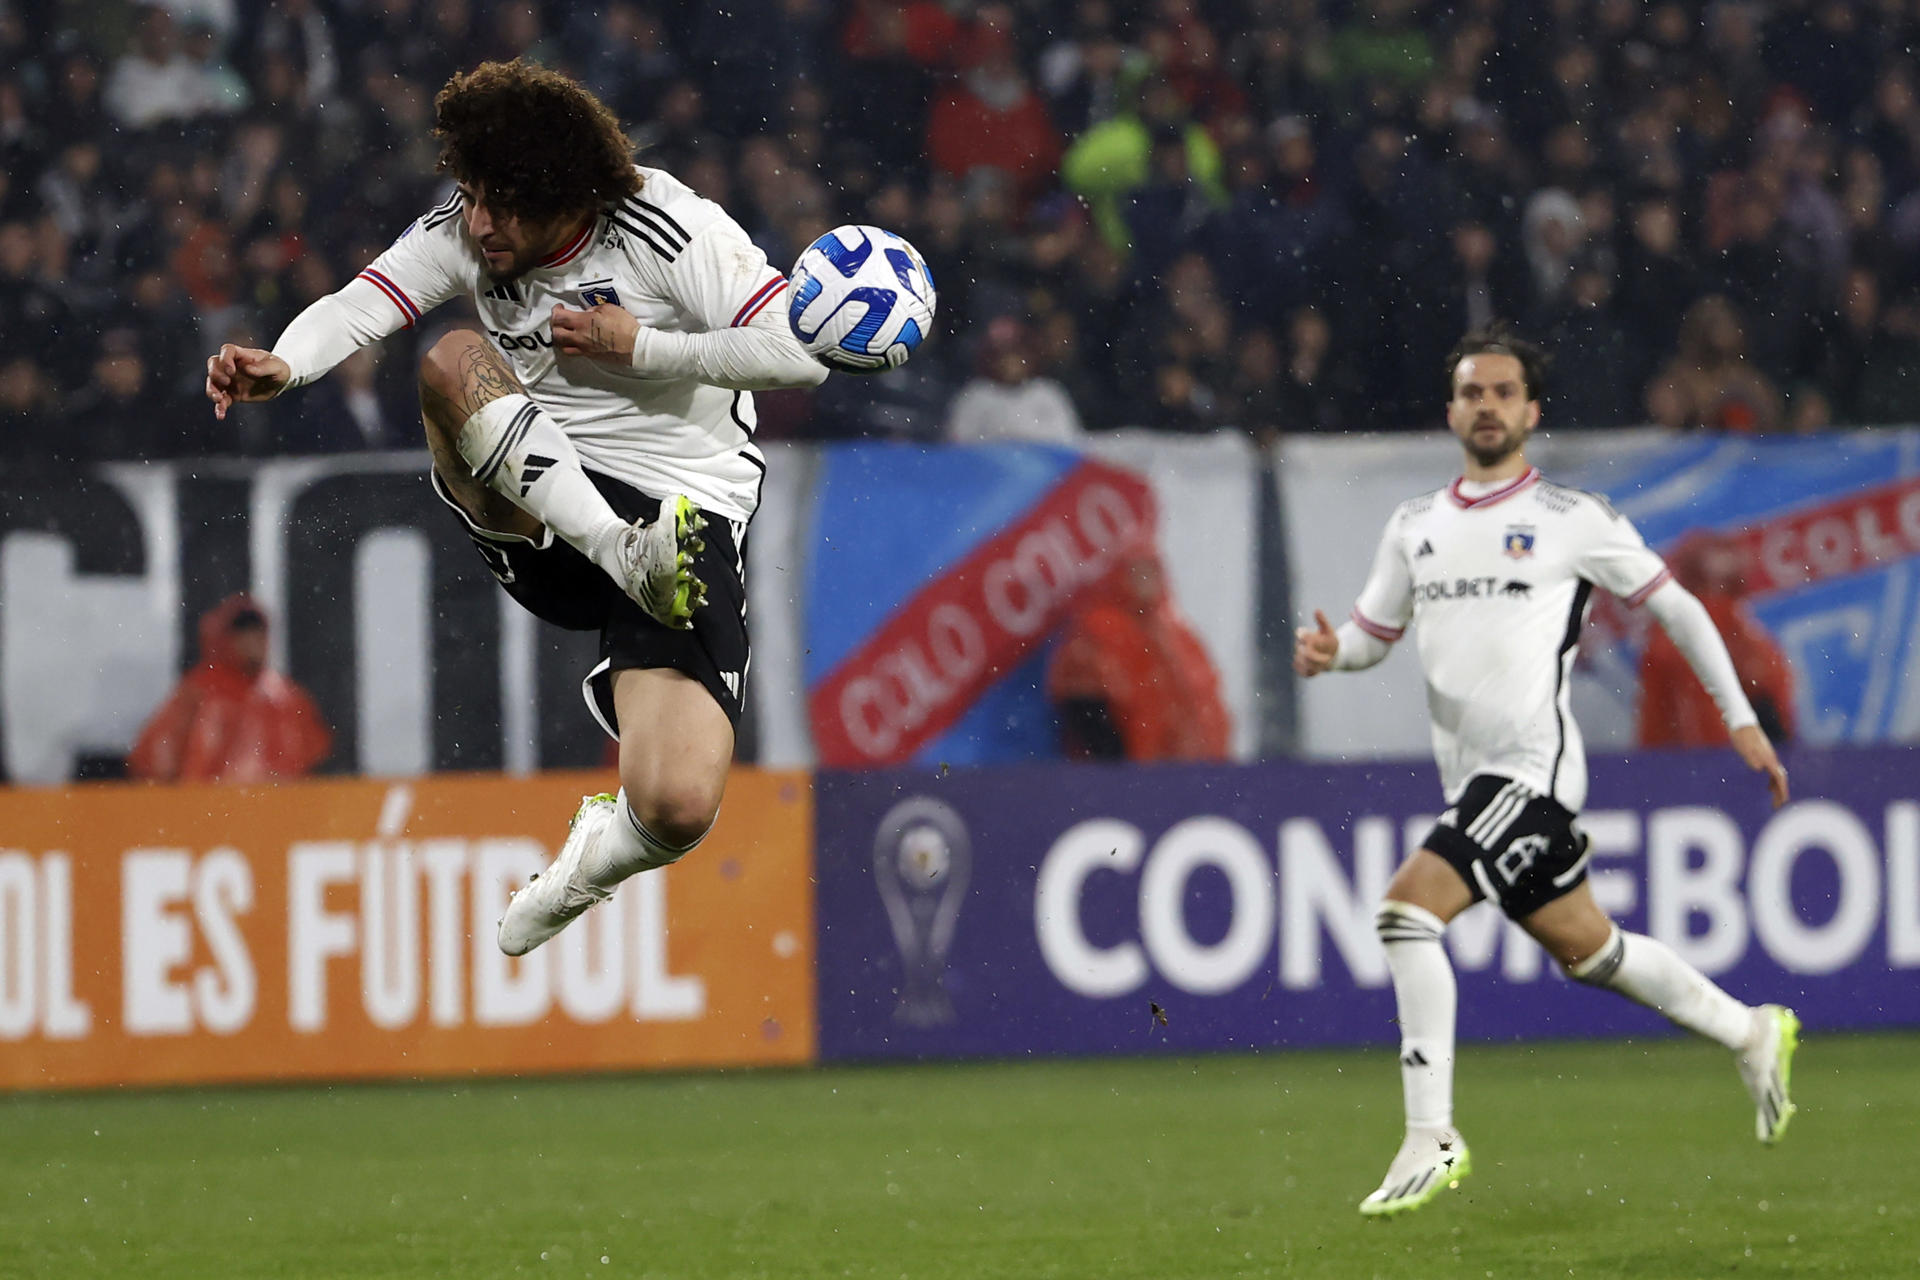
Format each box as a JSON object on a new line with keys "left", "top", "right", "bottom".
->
{"left": 730, "top": 276, "right": 788, "bottom": 326}
{"left": 1351, "top": 607, "right": 1405, "bottom": 641}
{"left": 1623, "top": 566, "right": 1674, "bottom": 608}
{"left": 357, "top": 269, "right": 421, "bottom": 326}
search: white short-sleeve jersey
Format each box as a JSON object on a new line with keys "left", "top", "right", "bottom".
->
{"left": 1348, "top": 467, "right": 1672, "bottom": 811}
{"left": 354, "top": 166, "right": 786, "bottom": 521}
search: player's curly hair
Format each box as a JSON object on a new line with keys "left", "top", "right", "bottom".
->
{"left": 1446, "top": 321, "right": 1551, "bottom": 402}
{"left": 433, "top": 60, "right": 642, "bottom": 224}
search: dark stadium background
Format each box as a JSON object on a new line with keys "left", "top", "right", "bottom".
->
{"left": 7, "top": 0, "right": 1920, "bottom": 460}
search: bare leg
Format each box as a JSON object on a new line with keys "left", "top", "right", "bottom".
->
{"left": 580, "top": 667, "right": 734, "bottom": 885}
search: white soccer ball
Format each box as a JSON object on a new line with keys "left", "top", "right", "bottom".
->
{"left": 787, "top": 224, "right": 937, "bottom": 374}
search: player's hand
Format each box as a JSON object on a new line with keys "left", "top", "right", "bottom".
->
{"left": 1731, "top": 723, "right": 1789, "bottom": 809}
{"left": 550, "top": 302, "right": 639, "bottom": 362}
{"left": 205, "top": 344, "right": 290, "bottom": 420}
{"left": 1292, "top": 609, "right": 1340, "bottom": 678}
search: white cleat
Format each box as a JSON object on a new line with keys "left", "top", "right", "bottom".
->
{"left": 615, "top": 494, "right": 708, "bottom": 629}
{"left": 497, "top": 794, "right": 617, "bottom": 956}
{"left": 1358, "top": 1126, "right": 1472, "bottom": 1218}
{"left": 1737, "top": 1004, "right": 1800, "bottom": 1144}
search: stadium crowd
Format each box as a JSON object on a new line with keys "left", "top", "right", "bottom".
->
{"left": 8, "top": 0, "right": 1920, "bottom": 458}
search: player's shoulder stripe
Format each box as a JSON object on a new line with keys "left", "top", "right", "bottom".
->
{"left": 1536, "top": 478, "right": 1623, "bottom": 520}
{"left": 607, "top": 207, "right": 680, "bottom": 261}
{"left": 627, "top": 194, "right": 690, "bottom": 243}
{"left": 422, "top": 189, "right": 463, "bottom": 231}
{"left": 1395, "top": 488, "right": 1443, "bottom": 520}
{"left": 618, "top": 198, "right": 689, "bottom": 252}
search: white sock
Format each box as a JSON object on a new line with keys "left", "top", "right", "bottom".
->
{"left": 1572, "top": 927, "right": 1753, "bottom": 1050}
{"left": 581, "top": 787, "right": 708, "bottom": 888}
{"left": 457, "top": 395, "right": 629, "bottom": 578}
{"left": 1376, "top": 901, "right": 1456, "bottom": 1131}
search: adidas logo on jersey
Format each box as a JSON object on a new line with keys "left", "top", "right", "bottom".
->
{"left": 719, "top": 670, "right": 742, "bottom": 700}
{"left": 1416, "top": 539, "right": 1435, "bottom": 557}
{"left": 519, "top": 454, "right": 557, "bottom": 497}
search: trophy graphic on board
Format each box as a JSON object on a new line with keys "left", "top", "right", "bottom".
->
{"left": 872, "top": 795, "right": 972, "bottom": 1027}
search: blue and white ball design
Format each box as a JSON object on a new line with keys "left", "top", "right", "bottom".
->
{"left": 787, "top": 224, "right": 937, "bottom": 374}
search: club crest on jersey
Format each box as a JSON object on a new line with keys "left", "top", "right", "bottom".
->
{"left": 1503, "top": 524, "right": 1536, "bottom": 559}
{"left": 577, "top": 279, "right": 620, "bottom": 308}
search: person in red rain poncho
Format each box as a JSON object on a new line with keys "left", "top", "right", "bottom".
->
{"left": 1047, "top": 547, "right": 1231, "bottom": 761}
{"left": 1638, "top": 529, "right": 1797, "bottom": 747}
{"left": 128, "top": 594, "right": 332, "bottom": 783}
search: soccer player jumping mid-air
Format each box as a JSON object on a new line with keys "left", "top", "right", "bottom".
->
{"left": 206, "top": 60, "right": 827, "bottom": 955}
{"left": 1293, "top": 322, "right": 1798, "bottom": 1218}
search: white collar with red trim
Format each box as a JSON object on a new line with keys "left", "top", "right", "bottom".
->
{"left": 1447, "top": 466, "right": 1540, "bottom": 509}
{"left": 535, "top": 217, "right": 596, "bottom": 270}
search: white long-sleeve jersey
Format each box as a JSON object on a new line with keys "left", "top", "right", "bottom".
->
{"left": 270, "top": 164, "right": 825, "bottom": 522}
{"left": 1332, "top": 467, "right": 1757, "bottom": 811}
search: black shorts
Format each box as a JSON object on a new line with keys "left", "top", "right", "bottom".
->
{"left": 432, "top": 468, "right": 749, "bottom": 733}
{"left": 1422, "top": 774, "right": 1591, "bottom": 919}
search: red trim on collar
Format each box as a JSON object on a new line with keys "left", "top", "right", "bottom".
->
{"left": 1448, "top": 467, "right": 1540, "bottom": 509}
{"left": 537, "top": 218, "right": 595, "bottom": 269}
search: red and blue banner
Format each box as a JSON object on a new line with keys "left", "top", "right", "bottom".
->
{"left": 804, "top": 445, "right": 1156, "bottom": 768}
{"left": 1571, "top": 433, "right": 1920, "bottom": 745}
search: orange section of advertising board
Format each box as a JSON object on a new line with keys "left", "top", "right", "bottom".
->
{"left": 0, "top": 770, "right": 815, "bottom": 1090}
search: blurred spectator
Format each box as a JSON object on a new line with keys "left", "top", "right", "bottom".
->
{"left": 1850, "top": 289, "right": 1920, "bottom": 425}
{"left": 283, "top": 348, "right": 401, "bottom": 453}
{"left": 1047, "top": 549, "right": 1231, "bottom": 762}
{"left": 1063, "top": 76, "right": 1226, "bottom": 257}
{"left": 1638, "top": 530, "right": 1795, "bottom": 748}
{"left": 1262, "top": 306, "right": 1359, "bottom": 437}
{"left": 1646, "top": 294, "right": 1784, "bottom": 432}
{"left": 128, "top": 594, "right": 333, "bottom": 784}
{"left": 105, "top": 5, "right": 230, "bottom": 129}
{"left": 1535, "top": 267, "right": 1647, "bottom": 428}
{"left": 927, "top": 20, "right": 1063, "bottom": 209}
{"left": 67, "top": 328, "right": 207, "bottom": 459}
{"left": 947, "top": 315, "right": 1083, "bottom": 445}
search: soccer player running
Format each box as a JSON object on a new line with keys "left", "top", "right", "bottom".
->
{"left": 1293, "top": 324, "right": 1798, "bottom": 1218}
{"left": 205, "top": 61, "right": 827, "bottom": 955}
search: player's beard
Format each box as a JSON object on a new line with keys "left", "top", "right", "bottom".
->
{"left": 1465, "top": 417, "right": 1527, "bottom": 467}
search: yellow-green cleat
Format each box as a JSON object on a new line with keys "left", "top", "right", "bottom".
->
{"left": 1738, "top": 1005, "right": 1799, "bottom": 1144}
{"left": 1359, "top": 1128, "right": 1472, "bottom": 1218}
{"left": 616, "top": 494, "right": 708, "bottom": 630}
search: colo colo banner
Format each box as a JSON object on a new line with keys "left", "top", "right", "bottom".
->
{"left": 0, "top": 770, "right": 814, "bottom": 1090}
{"left": 814, "top": 746, "right": 1920, "bottom": 1061}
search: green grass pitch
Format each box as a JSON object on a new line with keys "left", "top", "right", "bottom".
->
{"left": 4, "top": 1032, "right": 1915, "bottom": 1278}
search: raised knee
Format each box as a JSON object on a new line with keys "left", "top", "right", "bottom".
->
{"left": 418, "top": 328, "right": 489, "bottom": 400}
{"left": 623, "top": 781, "right": 720, "bottom": 855}
{"left": 1376, "top": 900, "right": 1446, "bottom": 945}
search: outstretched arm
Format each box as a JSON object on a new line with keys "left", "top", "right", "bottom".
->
{"left": 549, "top": 298, "right": 827, "bottom": 389}
{"left": 207, "top": 203, "right": 471, "bottom": 415}
{"left": 1643, "top": 581, "right": 1789, "bottom": 808}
